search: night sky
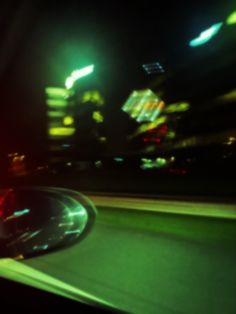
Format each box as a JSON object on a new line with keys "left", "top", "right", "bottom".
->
{"left": 0, "top": 0, "right": 233, "bottom": 157}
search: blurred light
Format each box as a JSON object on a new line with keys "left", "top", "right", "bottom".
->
{"left": 49, "top": 127, "right": 75, "bottom": 137}
{"left": 142, "top": 62, "right": 165, "bottom": 74}
{"left": 226, "top": 11, "right": 236, "bottom": 25}
{"left": 47, "top": 111, "right": 65, "bottom": 118}
{"left": 165, "top": 102, "right": 190, "bottom": 113}
{"left": 123, "top": 89, "right": 164, "bottom": 123}
{"left": 63, "top": 116, "right": 74, "bottom": 126}
{"left": 46, "top": 99, "right": 68, "bottom": 107}
{"left": 95, "top": 160, "right": 102, "bottom": 168}
{"left": 82, "top": 90, "right": 104, "bottom": 105}
{"left": 131, "top": 116, "right": 167, "bottom": 138}
{"left": 59, "top": 222, "right": 74, "bottom": 227}
{"left": 45, "top": 87, "right": 73, "bottom": 98}
{"left": 65, "top": 229, "right": 81, "bottom": 235}
{"left": 189, "top": 22, "right": 223, "bottom": 47}
{"left": 92, "top": 111, "right": 104, "bottom": 123}
{"left": 170, "top": 156, "right": 175, "bottom": 162}
{"left": 62, "top": 144, "right": 71, "bottom": 148}
{"left": 65, "top": 77, "right": 74, "bottom": 89}
{"left": 114, "top": 157, "right": 124, "bottom": 162}
{"left": 33, "top": 245, "right": 49, "bottom": 251}
{"left": 71, "top": 65, "right": 94, "bottom": 80}
{"left": 66, "top": 162, "right": 72, "bottom": 166}
{"left": 224, "top": 136, "right": 236, "bottom": 145}
{"left": 8, "top": 152, "right": 20, "bottom": 157}
{"left": 217, "top": 89, "right": 236, "bottom": 102}
{"left": 68, "top": 209, "right": 86, "bottom": 217}
{"left": 166, "top": 131, "right": 176, "bottom": 139}
{"left": 99, "top": 137, "right": 107, "bottom": 143}
{"left": 14, "top": 209, "right": 30, "bottom": 217}
{"left": 156, "top": 157, "right": 167, "bottom": 167}
{"left": 65, "top": 65, "right": 94, "bottom": 89}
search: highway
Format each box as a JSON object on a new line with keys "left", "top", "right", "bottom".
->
{"left": 1, "top": 195, "right": 236, "bottom": 313}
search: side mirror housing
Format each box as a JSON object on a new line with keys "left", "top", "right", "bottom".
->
{"left": 0, "top": 187, "right": 96, "bottom": 258}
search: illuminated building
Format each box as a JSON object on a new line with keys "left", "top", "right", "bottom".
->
{"left": 45, "top": 71, "right": 106, "bottom": 162}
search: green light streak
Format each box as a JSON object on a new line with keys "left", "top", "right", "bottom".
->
{"left": 46, "top": 99, "right": 68, "bottom": 107}
{"left": 65, "top": 65, "right": 94, "bottom": 89}
{"left": 47, "top": 111, "right": 65, "bottom": 118}
{"left": 165, "top": 102, "right": 190, "bottom": 113}
{"left": 48, "top": 127, "right": 75, "bottom": 137}
{"left": 65, "top": 229, "right": 81, "bottom": 235}
{"left": 13, "top": 209, "right": 30, "bottom": 217}
{"left": 189, "top": 22, "right": 223, "bottom": 47}
{"left": 226, "top": 11, "right": 236, "bottom": 25}
{"left": 65, "top": 77, "right": 74, "bottom": 89}
{"left": 45, "top": 87, "right": 74, "bottom": 98}
{"left": 33, "top": 245, "right": 49, "bottom": 251}
{"left": 114, "top": 157, "right": 124, "bottom": 162}
{"left": 68, "top": 211, "right": 86, "bottom": 217}
{"left": 0, "top": 259, "right": 115, "bottom": 306}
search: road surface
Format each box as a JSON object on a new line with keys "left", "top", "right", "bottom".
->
{"left": 1, "top": 196, "right": 236, "bottom": 313}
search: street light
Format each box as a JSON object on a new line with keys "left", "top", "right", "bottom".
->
{"left": 189, "top": 22, "right": 223, "bottom": 47}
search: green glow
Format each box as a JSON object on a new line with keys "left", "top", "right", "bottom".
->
{"left": 63, "top": 116, "right": 74, "bottom": 125}
{"left": 68, "top": 210, "right": 86, "bottom": 217}
{"left": 122, "top": 89, "right": 164, "bottom": 122}
{"left": 0, "top": 259, "right": 114, "bottom": 306}
{"left": 47, "top": 111, "right": 65, "bottom": 118}
{"left": 48, "top": 127, "right": 75, "bottom": 137}
{"left": 46, "top": 99, "right": 68, "bottom": 107}
{"left": 71, "top": 65, "right": 94, "bottom": 80}
{"left": 99, "top": 137, "right": 107, "bottom": 143}
{"left": 226, "top": 11, "right": 236, "bottom": 25}
{"left": 33, "top": 245, "right": 49, "bottom": 251}
{"left": 65, "top": 77, "right": 74, "bottom": 89}
{"left": 165, "top": 102, "right": 190, "bottom": 113}
{"left": 218, "top": 89, "right": 236, "bottom": 102}
{"left": 166, "top": 131, "right": 176, "bottom": 139}
{"left": 156, "top": 158, "right": 167, "bottom": 167}
{"left": 131, "top": 116, "right": 167, "bottom": 138}
{"left": 14, "top": 209, "right": 30, "bottom": 217}
{"left": 82, "top": 91, "right": 104, "bottom": 105}
{"left": 95, "top": 160, "right": 102, "bottom": 168}
{"left": 189, "top": 22, "right": 223, "bottom": 47}
{"left": 65, "top": 65, "right": 94, "bottom": 89}
{"left": 92, "top": 111, "right": 104, "bottom": 123}
{"left": 65, "top": 229, "right": 81, "bottom": 235}
{"left": 45, "top": 87, "right": 73, "bottom": 98}
{"left": 114, "top": 157, "right": 124, "bottom": 162}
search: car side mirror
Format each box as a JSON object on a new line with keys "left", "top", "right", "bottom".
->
{"left": 0, "top": 187, "right": 96, "bottom": 259}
